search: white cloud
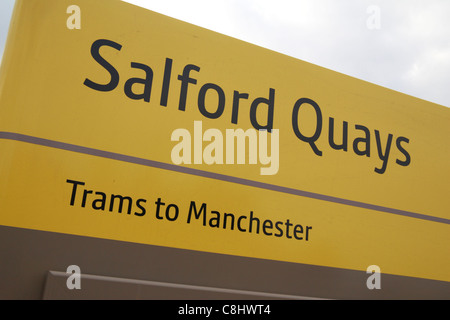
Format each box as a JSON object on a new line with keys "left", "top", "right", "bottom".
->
{"left": 0, "top": 0, "right": 15, "bottom": 65}
{"left": 233, "top": 0, "right": 450, "bottom": 107}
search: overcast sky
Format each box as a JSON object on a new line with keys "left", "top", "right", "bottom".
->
{"left": 1, "top": 0, "right": 449, "bottom": 107}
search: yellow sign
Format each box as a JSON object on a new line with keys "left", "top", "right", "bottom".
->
{"left": 0, "top": 0, "right": 449, "bottom": 283}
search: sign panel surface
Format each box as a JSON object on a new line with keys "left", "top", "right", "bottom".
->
{"left": 0, "top": 0, "right": 449, "bottom": 282}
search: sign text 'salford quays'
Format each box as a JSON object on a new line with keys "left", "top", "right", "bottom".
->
{"left": 83, "top": 38, "right": 411, "bottom": 174}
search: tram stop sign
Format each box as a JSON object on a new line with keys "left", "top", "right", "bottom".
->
{"left": 0, "top": 0, "right": 449, "bottom": 284}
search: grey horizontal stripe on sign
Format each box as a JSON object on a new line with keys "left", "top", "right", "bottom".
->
{"left": 1, "top": 131, "right": 449, "bottom": 225}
